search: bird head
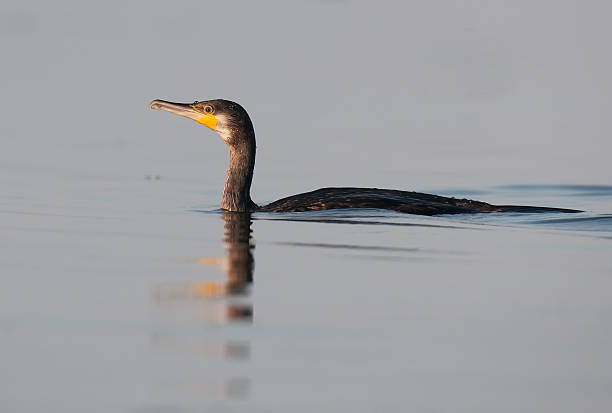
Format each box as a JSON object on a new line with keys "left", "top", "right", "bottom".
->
{"left": 149, "top": 98, "right": 253, "bottom": 145}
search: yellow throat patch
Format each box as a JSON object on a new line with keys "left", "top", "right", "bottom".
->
{"left": 196, "top": 113, "right": 218, "bottom": 130}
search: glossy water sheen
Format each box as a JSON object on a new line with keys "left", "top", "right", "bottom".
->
{"left": 1, "top": 180, "right": 611, "bottom": 413}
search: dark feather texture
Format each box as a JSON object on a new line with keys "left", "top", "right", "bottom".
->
{"left": 257, "top": 187, "right": 580, "bottom": 215}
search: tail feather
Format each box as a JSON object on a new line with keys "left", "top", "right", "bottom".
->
{"left": 494, "top": 205, "right": 582, "bottom": 213}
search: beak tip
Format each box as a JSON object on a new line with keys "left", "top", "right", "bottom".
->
{"left": 149, "top": 100, "right": 162, "bottom": 110}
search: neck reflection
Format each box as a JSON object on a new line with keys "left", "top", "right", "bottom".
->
{"left": 222, "top": 211, "right": 254, "bottom": 294}
{"left": 191, "top": 212, "right": 254, "bottom": 322}
{"left": 153, "top": 212, "right": 255, "bottom": 323}
{"left": 150, "top": 212, "right": 255, "bottom": 401}
{"left": 220, "top": 211, "right": 254, "bottom": 322}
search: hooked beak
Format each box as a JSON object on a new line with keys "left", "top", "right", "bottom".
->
{"left": 149, "top": 99, "right": 218, "bottom": 130}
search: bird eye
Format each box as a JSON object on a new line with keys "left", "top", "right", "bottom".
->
{"left": 204, "top": 105, "right": 214, "bottom": 114}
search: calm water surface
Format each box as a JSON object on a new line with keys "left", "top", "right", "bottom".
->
{"left": 2, "top": 1, "right": 612, "bottom": 411}
{"left": 1, "top": 176, "right": 611, "bottom": 413}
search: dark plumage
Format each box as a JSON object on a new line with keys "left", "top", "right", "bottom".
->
{"left": 150, "top": 98, "right": 581, "bottom": 215}
{"left": 258, "top": 187, "right": 579, "bottom": 215}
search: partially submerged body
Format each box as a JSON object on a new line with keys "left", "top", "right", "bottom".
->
{"left": 149, "top": 99, "right": 580, "bottom": 216}
{"left": 257, "top": 187, "right": 579, "bottom": 215}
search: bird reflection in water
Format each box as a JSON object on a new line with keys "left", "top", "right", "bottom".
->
{"left": 151, "top": 212, "right": 254, "bottom": 402}
{"left": 212, "top": 211, "right": 254, "bottom": 297}
{"left": 153, "top": 212, "right": 254, "bottom": 323}
{"left": 210, "top": 211, "right": 254, "bottom": 322}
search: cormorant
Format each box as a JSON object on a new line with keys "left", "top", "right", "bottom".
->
{"left": 149, "top": 99, "right": 579, "bottom": 215}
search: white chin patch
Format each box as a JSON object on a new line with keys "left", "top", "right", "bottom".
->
{"left": 214, "top": 113, "right": 232, "bottom": 142}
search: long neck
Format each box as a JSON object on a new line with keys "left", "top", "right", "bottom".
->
{"left": 222, "top": 132, "right": 257, "bottom": 212}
